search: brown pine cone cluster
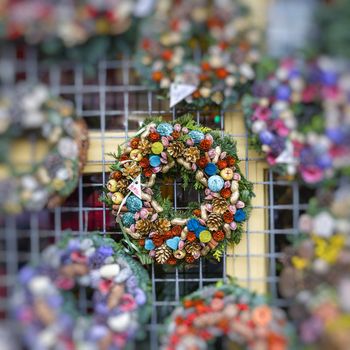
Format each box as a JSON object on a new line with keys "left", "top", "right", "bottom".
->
{"left": 212, "top": 197, "right": 229, "bottom": 215}
{"left": 184, "top": 147, "right": 200, "bottom": 163}
{"left": 167, "top": 141, "right": 185, "bottom": 158}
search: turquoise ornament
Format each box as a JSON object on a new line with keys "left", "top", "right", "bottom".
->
{"left": 149, "top": 155, "right": 161, "bottom": 167}
{"left": 157, "top": 123, "right": 173, "bottom": 137}
{"left": 121, "top": 212, "right": 135, "bottom": 228}
{"left": 166, "top": 237, "right": 180, "bottom": 250}
{"left": 188, "top": 130, "right": 204, "bottom": 143}
{"left": 208, "top": 175, "right": 224, "bottom": 192}
{"left": 204, "top": 163, "right": 217, "bottom": 176}
{"left": 145, "top": 239, "right": 155, "bottom": 250}
{"left": 126, "top": 195, "right": 143, "bottom": 213}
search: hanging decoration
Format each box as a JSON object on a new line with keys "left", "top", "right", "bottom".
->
{"left": 102, "top": 115, "right": 254, "bottom": 265}
{"left": 134, "top": 0, "right": 260, "bottom": 108}
{"left": 0, "top": 84, "right": 88, "bottom": 213}
{"left": 243, "top": 56, "right": 350, "bottom": 184}
{"left": 161, "top": 281, "right": 293, "bottom": 350}
{"left": 13, "top": 232, "right": 151, "bottom": 350}
{"left": 279, "top": 183, "right": 350, "bottom": 349}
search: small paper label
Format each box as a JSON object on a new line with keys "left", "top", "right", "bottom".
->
{"left": 275, "top": 141, "right": 296, "bottom": 165}
{"left": 134, "top": 0, "right": 154, "bottom": 17}
{"left": 170, "top": 83, "right": 197, "bottom": 108}
{"left": 127, "top": 174, "right": 142, "bottom": 199}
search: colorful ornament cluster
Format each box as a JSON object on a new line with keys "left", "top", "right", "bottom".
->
{"left": 243, "top": 56, "right": 350, "bottom": 184}
{"left": 162, "top": 282, "right": 292, "bottom": 350}
{"left": 279, "top": 183, "right": 350, "bottom": 349}
{"left": 0, "top": 84, "right": 88, "bottom": 213}
{"left": 104, "top": 116, "right": 254, "bottom": 265}
{"left": 0, "top": 0, "right": 151, "bottom": 47}
{"left": 13, "top": 233, "right": 151, "bottom": 350}
{"left": 135, "top": 0, "right": 260, "bottom": 107}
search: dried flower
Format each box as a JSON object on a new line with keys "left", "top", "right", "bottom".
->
{"left": 199, "top": 139, "right": 212, "bottom": 151}
{"left": 193, "top": 209, "right": 201, "bottom": 217}
{"left": 171, "top": 226, "right": 182, "bottom": 236}
{"left": 217, "top": 160, "right": 228, "bottom": 170}
{"left": 184, "top": 147, "right": 200, "bottom": 163}
{"left": 139, "top": 158, "right": 150, "bottom": 168}
{"left": 185, "top": 255, "right": 195, "bottom": 264}
{"left": 220, "top": 188, "right": 232, "bottom": 199}
{"left": 187, "top": 232, "right": 197, "bottom": 242}
{"left": 213, "top": 231, "right": 225, "bottom": 241}
{"left": 226, "top": 155, "right": 236, "bottom": 166}
{"left": 223, "top": 211, "right": 234, "bottom": 223}
{"left": 171, "top": 130, "right": 181, "bottom": 139}
{"left": 144, "top": 168, "right": 153, "bottom": 177}
{"left": 197, "top": 157, "right": 209, "bottom": 168}
{"left": 149, "top": 132, "right": 161, "bottom": 142}
{"left": 130, "top": 138, "right": 140, "bottom": 149}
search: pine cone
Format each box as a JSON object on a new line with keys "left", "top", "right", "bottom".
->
{"left": 121, "top": 163, "right": 141, "bottom": 178}
{"left": 155, "top": 218, "right": 171, "bottom": 233}
{"left": 137, "top": 139, "right": 152, "bottom": 155}
{"left": 135, "top": 219, "right": 153, "bottom": 235}
{"left": 185, "top": 242, "right": 201, "bottom": 255}
{"left": 183, "top": 147, "right": 200, "bottom": 163}
{"left": 155, "top": 244, "right": 172, "bottom": 264}
{"left": 212, "top": 197, "right": 229, "bottom": 214}
{"left": 168, "top": 141, "right": 185, "bottom": 158}
{"left": 115, "top": 178, "right": 129, "bottom": 194}
{"left": 207, "top": 213, "right": 223, "bottom": 232}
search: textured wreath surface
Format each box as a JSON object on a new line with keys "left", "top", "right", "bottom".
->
{"left": 0, "top": 84, "right": 88, "bottom": 213}
{"left": 243, "top": 56, "right": 350, "bottom": 184}
{"left": 103, "top": 115, "right": 254, "bottom": 265}
{"left": 161, "top": 282, "right": 292, "bottom": 350}
{"left": 135, "top": 0, "right": 260, "bottom": 108}
{"left": 13, "top": 233, "right": 151, "bottom": 350}
{"left": 279, "top": 184, "right": 350, "bottom": 349}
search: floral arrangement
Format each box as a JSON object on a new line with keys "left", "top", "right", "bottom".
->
{"left": 0, "top": 84, "right": 88, "bottom": 213}
{"left": 161, "top": 281, "right": 293, "bottom": 350}
{"left": 243, "top": 56, "right": 350, "bottom": 184}
{"left": 134, "top": 0, "right": 260, "bottom": 108}
{"left": 102, "top": 115, "right": 254, "bottom": 265}
{"left": 279, "top": 183, "right": 350, "bottom": 349}
{"left": 12, "top": 232, "right": 151, "bottom": 350}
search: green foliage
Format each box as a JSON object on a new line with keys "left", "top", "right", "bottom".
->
{"left": 212, "top": 245, "right": 224, "bottom": 262}
{"left": 174, "top": 114, "right": 212, "bottom": 133}
{"left": 194, "top": 181, "right": 205, "bottom": 191}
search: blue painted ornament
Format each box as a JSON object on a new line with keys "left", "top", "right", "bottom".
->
{"left": 166, "top": 237, "right": 180, "bottom": 250}
{"left": 144, "top": 239, "right": 155, "bottom": 250}
{"left": 321, "top": 70, "right": 338, "bottom": 86}
{"left": 259, "top": 130, "right": 275, "bottom": 146}
{"left": 187, "top": 218, "right": 199, "bottom": 231}
{"left": 157, "top": 123, "right": 173, "bottom": 137}
{"left": 316, "top": 154, "right": 332, "bottom": 169}
{"left": 126, "top": 195, "right": 143, "bottom": 213}
{"left": 194, "top": 225, "right": 207, "bottom": 237}
{"left": 326, "top": 127, "right": 345, "bottom": 145}
{"left": 188, "top": 130, "right": 204, "bottom": 143}
{"left": 275, "top": 85, "right": 291, "bottom": 101}
{"left": 149, "top": 155, "right": 161, "bottom": 167}
{"left": 234, "top": 209, "right": 246, "bottom": 222}
{"left": 121, "top": 212, "right": 135, "bottom": 227}
{"left": 204, "top": 163, "right": 217, "bottom": 176}
{"left": 208, "top": 175, "right": 224, "bottom": 192}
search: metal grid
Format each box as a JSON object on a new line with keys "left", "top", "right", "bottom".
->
{"left": 0, "top": 45, "right": 314, "bottom": 348}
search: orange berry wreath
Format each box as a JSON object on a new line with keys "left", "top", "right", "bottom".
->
{"left": 102, "top": 115, "right": 254, "bottom": 265}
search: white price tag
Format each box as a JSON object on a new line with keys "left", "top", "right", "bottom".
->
{"left": 169, "top": 83, "right": 197, "bottom": 108}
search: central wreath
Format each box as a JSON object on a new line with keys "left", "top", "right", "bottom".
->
{"left": 103, "top": 115, "right": 254, "bottom": 265}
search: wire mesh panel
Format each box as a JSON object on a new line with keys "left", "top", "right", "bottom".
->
{"left": 0, "top": 45, "right": 313, "bottom": 348}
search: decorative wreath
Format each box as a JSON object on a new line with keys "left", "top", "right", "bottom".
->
{"left": 243, "top": 56, "right": 350, "bottom": 184}
{"left": 279, "top": 184, "right": 350, "bottom": 349}
{"left": 0, "top": 84, "right": 88, "bottom": 213}
{"left": 103, "top": 115, "right": 254, "bottom": 265}
{"left": 13, "top": 232, "right": 151, "bottom": 350}
{"left": 161, "top": 281, "right": 292, "bottom": 350}
{"left": 135, "top": 0, "right": 260, "bottom": 108}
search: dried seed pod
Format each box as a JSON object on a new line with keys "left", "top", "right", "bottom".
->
{"left": 171, "top": 218, "right": 187, "bottom": 226}
{"left": 162, "top": 159, "right": 175, "bottom": 173}
{"left": 145, "top": 173, "right": 156, "bottom": 188}
{"left": 180, "top": 227, "right": 188, "bottom": 240}
{"left": 212, "top": 146, "right": 221, "bottom": 164}
{"left": 231, "top": 180, "right": 239, "bottom": 192}
{"left": 201, "top": 204, "right": 208, "bottom": 220}
{"left": 176, "top": 157, "right": 192, "bottom": 170}
{"left": 223, "top": 224, "right": 231, "bottom": 238}
{"left": 151, "top": 199, "right": 163, "bottom": 212}
{"left": 173, "top": 250, "right": 186, "bottom": 259}
{"left": 141, "top": 192, "right": 152, "bottom": 202}
{"left": 124, "top": 228, "right": 143, "bottom": 240}
{"left": 195, "top": 170, "right": 208, "bottom": 186}
{"left": 230, "top": 190, "right": 239, "bottom": 204}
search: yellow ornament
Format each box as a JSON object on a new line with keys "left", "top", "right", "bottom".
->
{"left": 151, "top": 142, "right": 164, "bottom": 155}
{"left": 107, "top": 179, "right": 118, "bottom": 192}
{"left": 291, "top": 256, "right": 308, "bottom": 270}
{"left": 52, "top": 178, "right": 65, "bottom": 191}
{"left": 130, "top": 149, "right": 142, "bottom": 162}
{"left": 199, "top": 230, "right": 212, "bottom": 243}
{"left": 111, "top": 192, "right": 124, "bottom": 205}
{"left": 220, "top": 168, "right": 234, "bottom": 181}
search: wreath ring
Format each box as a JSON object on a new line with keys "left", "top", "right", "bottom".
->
{"left": 0, "top": 84, "right": 88, "bottom": 213}
{"left": 103, "top": 115, "right": 254, "bottom": 265}
{"left": 13, "top": 233, "right": 151, "bottom": 349}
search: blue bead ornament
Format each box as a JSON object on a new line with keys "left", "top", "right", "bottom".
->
{"left": 187, "top": 218, "right": 199, "bottom": 231}
{"left": 208, "top": 175, "right": 224, "bottom": 192}
{"left": 188, "top": 130, "right": 204, "bottom": 143}
{"left": 121, "top": 212, "right": 135, "bottom": 227}
{"left": 144, "top": 239, "right": 155, "bottom": 250}
{"left": 234, "top": 209, "right": 246, "bottom": 222}
{"left": 259, "top": 130, "right": 275, "bottom": 146}
{"left": 204, "top": 163, "right": 217, "bottom": 176}
{"left": 126, "top": 195, "right": 143, "bottom": 213}
{"left": 156, "top": 123, "right": 173, "bottom": 137}
{"left": 149, "top": 155, "right": 161, "bottom": 167}
{"left": 275, "top": 85, "right": 291, "bottom": 100}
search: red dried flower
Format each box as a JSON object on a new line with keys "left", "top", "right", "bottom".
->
{"left": 220, "top": 188, "right": 232, "bottom": 199}
{"left": 148, "top": 132, "right": 160, "bottom": 142}
{"left": 167, "top": 256, "right": 177, "bottom": 265}
{"left": 152, "top": 71, "right": 163, "bottom": 82}
{"left": 187, "top": 231, "right": 196, "bottom": 242}
{"left": 171, "top": 225, "right": 182, "bottom": 236}
{"left": 144, "top": 168, "right": 153, "bottom": 177}
{"left": 213, "top": 230, "right": 225, "bottom": 241}
{"left": 193, "top": 209, "right": 201, "bottom": 217}
{"left": 139, "top": 157, "right": 150, "bottom": 168}
{"left": 216, "top": 68, "right": 229, "bottom": 79}
{"left": 152, "top": 234, "right": 164, "bottom": 247}
{"left": 217, "top": 159, "right": 228, "bottom": 170}
{"left": 130, "top": 138, "right": 140, "bottom": 149}
{"left": 185, "top": 255, "right": 195, "bottom": 264}
{"left": 164, "top": 231, "right": 173, "bottom": 239}
{"left": 223, "top": 211, "right": 233, "bottom": 223}
{"left": 199, "top": 139, "right": 212, "bottom": 151}
{"left": 214, "top": 291, "right": 225, "bottom": 299}
{"left": 161, "top": 49, "right": 173, "bottom": 61}
{"left": 201, "top": 62, "right": 211, "bottom": 71}
{"left": 139, "top": 239, "right": 145, "bottom": 246}
{"left": 110, "top": 170, "right": 122, "bottom": 180}
{"left": 120, "top": 154, "right": 129, "bottom": 162}
{"left": 226, "top": 155, "right": 236, "bottom": 166}
{"left": 197, "top": 156, "right": 209, "bottom": 168}
{"left": 171, "top": 130, "right": 180, "bottom": 140}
